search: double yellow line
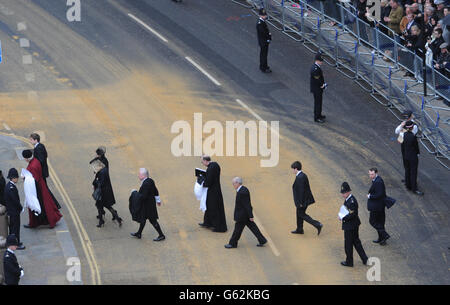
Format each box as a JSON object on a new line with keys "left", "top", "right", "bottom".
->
{"left": 0, "top": 132, "right": 101, "bottom": 285}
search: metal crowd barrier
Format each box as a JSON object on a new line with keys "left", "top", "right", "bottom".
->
{"left": 233, "top": 0, "right": 450, "bottom": 169}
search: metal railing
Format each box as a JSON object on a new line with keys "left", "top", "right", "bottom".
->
{"left": 235, "top": 0, "right": 450, "bottom": 169}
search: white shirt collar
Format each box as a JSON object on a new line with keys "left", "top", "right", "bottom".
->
{"left": 7, "top": 248, "right": 14, "bottom": 254}
{"left": 372, "top": 175, "right": 378, "bottom": 182}
{"left": 9, "top": 180, "right": 16, "bottom": 186}
{"left": 141, "top": 177, "right": 149, "bottom": 185}
{"left": 237, "top": 185, "right": 243, "bottom": 192}
{"left": 296, "top": 170, "right": 302, "bottom": 176}
{"left": 346, "top": 194, "right": 353, "bottom": 201}
{"left": 34, "top": 142, "right": 39, "bottom": 148}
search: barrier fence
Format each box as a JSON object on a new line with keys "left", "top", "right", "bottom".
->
{"left": 236, "top": 0, "right": 450, "bottom": 169}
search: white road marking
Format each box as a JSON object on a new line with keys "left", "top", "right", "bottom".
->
{"left": 253, "top": 215, "right": 280, "bottom": 257}
{"left": 17, "top": 22, "right": 27, "bottom": 31}
{"left": 3, "top": 123, "right": 11, "bottom": 131}
{"left": 235, "top": 99, "right": 282, "bottom": 139}
{"left": 185, "top": 56, "right": 222, "bottom": 86}
{"left": 19, "top": 38, "right": 30, "bottom": 48}
{"left": 127, "top": 13, "right": 168, "bottom": 43}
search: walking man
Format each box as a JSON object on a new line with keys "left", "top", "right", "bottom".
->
{"left": 225, "top": 177, "right": 267, "bottom": 249}
{"left": 291, "top": 161, "right": 323, "bottom": 235}
{"left": 3, "top": 168, "right": 25, "bottom": 250}
{"left": 310, "top": 52, "right": 327, "bottom": 123}
{"left": 130, "top": 168, "right": 165, "bottom": 241}
{"left": 367, "top": 168, "right": 390, "bottom": 245}
{"left": 257, "top": 8, "right": 272, "bottom": 73}
{"left": 339, "top": 182, "right": 368, "bottom": 267}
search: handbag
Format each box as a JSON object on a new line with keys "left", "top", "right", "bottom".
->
{"left": 92, "top": 183, "right": 102, "bottom": 201}
{"left": 384, "top": 196, "right": 396, "bottom": 209}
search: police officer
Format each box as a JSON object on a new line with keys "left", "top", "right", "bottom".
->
{"left": 394, "top": 110, "right": 418, "bottom": 184}
{"left": 256, "top": 8, "right": 272, "bottom": 73}
{"left": 339, "top": 182, "right": 368, "bottom": 267}
{"left": 310, "top": 52, "right": 327, "bottom": 123}
{"left": 3, "top": 168, "right": 25, "bottom": 250}
{"left": 3, "top": 234, "right": 24, "bottom": 285}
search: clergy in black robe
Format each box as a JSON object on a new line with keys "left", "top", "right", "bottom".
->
{"left": 199, "top": 156, "right": 227, "bottom": 232}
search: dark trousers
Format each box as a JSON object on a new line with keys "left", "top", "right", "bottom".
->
{"left": 313, "top": 91, "right": 323, "bottom": 120}
{"left": 344, "top": 228, "right": 368, "bottom": 265}
{"left": 137, "top": 218, "right": 164, "bottom": 237}
{"left": 8, "top": 214, "right": 21, "bottom": 244}
{"left": 369, "top": 210, "right": 388, "bottom": 241}
{"left": 229, "top": 220, "right": 267, "bottom": 247}
{"left": 296, "top": 206, "right": 320, "bottom": 231}
{"left": 259, "top": 44, "right": 269, "bottom": 70}
{"left": 404, "top": 158, "right": 418, "bottom": 191}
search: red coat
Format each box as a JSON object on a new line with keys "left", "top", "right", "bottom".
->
{"left": 27, "top": 158, "right": 62, "bottom": 228}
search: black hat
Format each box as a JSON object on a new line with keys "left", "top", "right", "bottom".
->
{"left": 7, "top": 168, "right": 19, "bottom": 179}
{"left": 259, "top": 8, "right": 267, "bottom": 16}
{"left": 6, "top": 234, "right": 19, "bottom": 247}
{"left": 402, "top": 110, "right": 413, "bottom": 119}
{"left": 22, "top": 149, "right": 32, "bottom": 159}
{"left": 315, "top": 52, "right": 324, "bottom": 61}
{"left": 405, "top": 120, "right": 414, "bottom": 128}
{"left": 340, "top": 182, "right": 351, "bottom": 194}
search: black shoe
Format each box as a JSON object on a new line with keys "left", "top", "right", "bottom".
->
{"left": 414, "top": 190, "right": 424, "bottom": 196}
{"left": 291, "top": 230, "right": 304, "bottom": 234}
{"left": 379, "top": 234, "right": 390, "bottom": 245}
{"left": 96, "top": 219, "right": 105, "bottom": 228}
{"left": 198, "top": 223, "right": 210, "bottom": 228}
{"left": 153, "top": 235, "right": 165, "bottom": 242}
{"left": 372, "top": 239, "right": 381, "bottom": 244}
{"left": 224, "top": 244, "right": 237, "bottom": 249}
{"left": 340, "top": 261, "right": 353, "bottom": 267}
{"left": 314, "top": 119, "right": 325, "bottom": 123}
{"left": 130, "top": 232, "right": 142, "bottom": 239}
{"left": 317, "top": 223, "right": 323, "bottom": 236}
{"left": 362, "top": 258, "right": 368, "bottom": 265}
{"left": 23, "top": 224, "right": 34, "bottom": 229}
{"left": 257, "top": 240, "right": 267, "bottom": 247}
{"left": 16, "top": 245, "right": 26, "bottom": 250}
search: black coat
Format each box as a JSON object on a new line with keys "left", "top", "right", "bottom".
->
{"left": 33, "top": 143, "right": 49, "bottom": 179}
{"left": 89, "top": 155, "right": 109, "bottom": 168}
{"left": 135, "top": 177, "right": 159, "bottom": 221}
{"left": 203, "top": 162, "right": 227, "bottom": 231}
{"left": 129, "top": 191, "right": 142, "bottom": 223}
{"left": 292, "top": 172, "right": 315, "bottom": 208}
{"left": 367, "top": 176, "right": 386, "bottom": 212}
{"left": 256, "top": 18, "right": 271, "bottom": 47}
{"left": 403, "top": 131, "right": 420, "bottom": 161}
{"left": 342, "top": 194, "right": 361, "bottom": 230}
{"left": 3, "top": 181, "right": 22, "bottom": 216}
{"left": 3, "top": 250, "right": 22, "bottom": 285}
{"left": 92, "top": 167, "right": 116, "bottom": 208}
{"left": 0, "top": 171, "right": 5, "bottom": 206}
{"left": 310, "top": 63, "right": 324, "bottom": 93}
{"left": 234, "top": 186, "right": 254, "bottom": 222}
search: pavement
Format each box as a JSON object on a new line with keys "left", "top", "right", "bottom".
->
{"left": 0, "top": 134, "right": 82, "bottom": 285}
{"left": 0, "top": 0, "right": 448, "bottom": 285}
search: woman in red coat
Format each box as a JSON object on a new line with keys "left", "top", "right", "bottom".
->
{"left": 22, "top": 150, "right": 62, "bottom": 228}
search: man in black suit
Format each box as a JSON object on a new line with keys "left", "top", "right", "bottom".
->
{"left": 339, "top": 182, "right": 368, "bottom": 267}
{"left": 256, "top": 8, "right": 272, "bottom": 73}
{"left": 0, "top": 170, "right": 5, "bottom": 206}
{"left": 310, "top": 52, "right": 327, "bottom": 123}
{"left": 30, "top": 133, "right": 61, "bottom": 209}
{"left": 403, "top": 121, "right": 424, "bottom": 195}
{"left": 367, "top": 168, "right": 390, "bottom": 245}
{"left": 130, "top": 168, "right": 165, "bottom": 241}
{"left": 291, "top": 161, "right": 323, "bottom": 235}
{"left": 3, "top": 234, "right": 24, "bottom": 285}
{"left": 199, "top": 155, "right": 227, "bottom": 232}
{"left": 225, "top": 177, "right": 267, "bottom": 249}
{"left": 3, "top": 168, "right": 25, "bottom": 250}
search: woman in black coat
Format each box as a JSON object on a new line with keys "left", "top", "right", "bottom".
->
{"left": 91, "top": 160, "right": 122, "bottom": 227}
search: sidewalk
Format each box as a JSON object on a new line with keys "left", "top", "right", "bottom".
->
{"left": 0, "top": 133, "right": 82, "bottom": 285}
